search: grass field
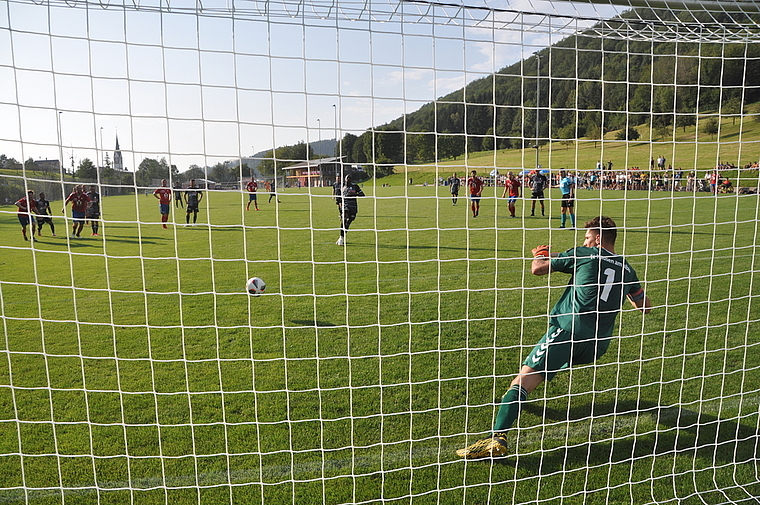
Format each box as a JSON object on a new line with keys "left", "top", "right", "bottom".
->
{"left": 1, "top": 184, "right": 760, "bottom": 504}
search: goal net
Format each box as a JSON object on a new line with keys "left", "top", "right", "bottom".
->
{"left": 1, "top": 0, "right": 760, "bottom": 503}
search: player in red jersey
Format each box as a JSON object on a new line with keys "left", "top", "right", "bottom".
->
{"left": 467, "top": 170, "right": 485, "bottom": 218}
{"left": 63, "top": 185, "right": 91, "bottom": 238}
{"left": 245, "top": 177, "right": 259, "bottom": 211}
{"left": 153, "top": 179, "right": 172, "bottom": 228}
{"left": 501, "top": 171, "right": 522, "bottom": 218}
{"left": 15, "top": 190, "right": 38, "bottom": 241}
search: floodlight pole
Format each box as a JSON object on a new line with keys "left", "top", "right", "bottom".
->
{"left": 535, "top": 53, "right": 541, "bottom": 170}
{"left": 57, "top": 111, "right": 64, "bottom": 179}
{"left": 317, "top": 118, "right": 321, "bottom": 157}
{"left": 333, "top": 104, "right": 341, "bottom": 180}
{"left": 99, "top": 127, "right": 104, "bottom": 169}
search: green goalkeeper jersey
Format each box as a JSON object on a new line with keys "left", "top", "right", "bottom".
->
{"left": 549, "top": 246, "right": 643, "bottom": 340}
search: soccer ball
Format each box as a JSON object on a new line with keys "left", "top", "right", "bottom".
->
{"left": 246, "top": 277, "right": 266, "bottom": 296}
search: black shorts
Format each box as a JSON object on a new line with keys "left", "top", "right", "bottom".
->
{"left": 561, "top": 194, "right": 574, "bottom": 208}
{"left": 340, "top": 205, "right": 357, "bottom": 219}
{"left": 532, "top": 190, "right": 545, "bottom": 199}
{"left": 18, "top": 214, "right": 33, "bottom": 226}
{"left": 187, "top": 204, "right": 199, "bottom": 213}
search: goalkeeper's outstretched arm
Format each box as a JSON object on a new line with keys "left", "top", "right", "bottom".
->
{"left": 628, "top": 290, "right": 652, "bottom": 314}
{"left": 530, "top": 245, "right": 555, "bottom": 276}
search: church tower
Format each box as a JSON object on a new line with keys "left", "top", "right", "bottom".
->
{"left": 113, "top": 135, "right": 124, "bottom": 171}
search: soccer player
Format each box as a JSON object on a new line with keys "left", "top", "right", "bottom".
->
{"left": 63, "top": 185, "right": 91, "bottom": 238}
{"left": 336, "top": 173, "right": 365, "bottom": 246}
{"left": 268, "top": 178, "right": 281, "bottom": 204}
{"left": 456, "top": 216, "right": 652, "bottom": 459}
{"left": 173, "top": 181, "right": 184, "bottom": 208}
{"left": 153, "top": 179, "right": 172, "bottom": 228}
{"left": 35, "top": 192, "right": 56, "bottom": 237}
{"left": 332, "top": 174, "right": 343, "bottom": 215}
{"left": 558, "top": 169, "right": 575, "bottom": 228}
{"left": 184, "top": 180, "right": 203, "bottom": 225}
{"left": 529, "top": 170, "right": 548, "bottom": 216}
{"left": 86, "top": 185, "right": 101, "bottom": 236}
{"left": 501, "top": 171, "right": 521, "bottom": 218}
{"left": 448, "top": 172, "right": 461, "bottom": 205}
{"left": 246, "top": 177, "right": 259, "bottom": 211}
{"left": 467, "top": 170, "right": 484, "bottom": 218}
{"left": 15, "top": 190, "right": 37, "bottom": 241}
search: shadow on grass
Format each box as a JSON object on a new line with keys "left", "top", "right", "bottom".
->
{"left": 290, "top": 319, "right": 338, "bottom": 327}
{"left": 347, "top": 242, "right": 505, "bottom": 253}
{"left": 508, "top": 399, "right": 760, "bottom": 475}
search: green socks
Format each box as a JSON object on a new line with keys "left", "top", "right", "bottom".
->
{"left": 493, "top": 384, "right": 528, "bottom": 433}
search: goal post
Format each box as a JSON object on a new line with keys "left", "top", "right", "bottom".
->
{"left": 1, "top": 0, "right": 760, "bottom": 503}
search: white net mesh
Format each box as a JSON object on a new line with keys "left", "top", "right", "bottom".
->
{"left": 1, "top": 0, "right": 760, "bottom": 503}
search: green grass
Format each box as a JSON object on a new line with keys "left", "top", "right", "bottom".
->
{"left": 1, "top": 185, "right": 760, "bottom": 504}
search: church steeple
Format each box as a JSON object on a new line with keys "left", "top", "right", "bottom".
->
{"left": 113, "top": 134, "right": 123, "bottom": 171}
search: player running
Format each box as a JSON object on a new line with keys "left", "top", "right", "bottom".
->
{"left": 456, "top": 216, "right": 652, "bottom": 459}
{"left": 15, "top": 190, "right": 38, "bottom": 241}
{"left": 336, "top": 173, "right": 365, "bottom": 246}
{"left": 268, "top": 179, "right": 281, "bottom": 204}
{"left": 467, "top": 170, "right": 484, "bottom": 218}
{"left": 35, "top": 192, "right": 56, "bottom": 237}
{"left": 501, "top": 171, "right": 521, "bottom": 218}
{"left": 153, "top": 179, "right": 172, "bottom": 228}
{"left": 63, "top": 185, "right": 91, "bottom": 238}
{"left": 448, "top": 172, "right": 461, "bottom": 206}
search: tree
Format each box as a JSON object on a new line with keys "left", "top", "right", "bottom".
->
{"left": 655, "top": 124, "right": 672, "bottom": 141}
{"left": 557, "top": 124, "right": 577, "bottom": 148}
{"left": 184, "top": 164, "right": 206, "bottom": 180}
{"left": 615, "top": 127, "right": 640, "bottom": 141}
{"left": 340, "top": 133, "right": 358, "bottom": 161}
{"left": 0, "top": 155, "right": 20, "bottom": 170}
{"left": 481, "top": 127, "right": 495, "bottom": 152}
{"left": 583, "top": 121, "right": 602, "bottom": 149}
{"left": 101, "top": 167, "right": 118, "bottom": 185}
{"left": 351, "top": 134, "right": 367, "bottom": 164}
{"left": 210, "top": 162, "right": 231, "bottom": 183}
{"left": 24, "top": 158, "right": 35, "bottom": 173}
{"left": 723, "top": 96, "right": 743, "bottom": 125}
{"left": 135, "top": 157, "right": 171, "bottom": 187}
{"left": 701, "top": 117, "right": 719, "bottom": 138}
{"left": 676, "top": 114, "right": 696, "bottom": 133}
{"left": 76, "top": 158, "right": 98, "bottom": 180}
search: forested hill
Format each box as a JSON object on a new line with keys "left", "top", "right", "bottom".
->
{"left": 337, "top": 8, "right": 760, "bottom": 172}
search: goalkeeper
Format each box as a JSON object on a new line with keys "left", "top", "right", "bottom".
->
{"left": 457, "top": 216, "right": 652, "bottom": 459}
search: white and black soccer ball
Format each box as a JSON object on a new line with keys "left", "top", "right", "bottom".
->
{"left": 246, "top": 277, "right": 266, "bottom": 296}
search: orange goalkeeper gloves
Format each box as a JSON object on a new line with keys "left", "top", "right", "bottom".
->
{"left": 532, "top": 245, "right": 550, "bottom": 258}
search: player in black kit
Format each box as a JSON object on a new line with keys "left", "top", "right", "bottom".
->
{"left": 336, "top": 174, "right": 365, "bottom": 246}
{"left": 529, "top": 171, "right": 548, "bottom": 217}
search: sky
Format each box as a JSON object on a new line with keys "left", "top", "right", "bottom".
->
{"left": 0, "top": 0, "right": 622, "bottom": 173}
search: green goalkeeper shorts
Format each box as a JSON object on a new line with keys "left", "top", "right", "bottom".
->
{"left": 522, "top": 325, "right": 611, "bottom": 381}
